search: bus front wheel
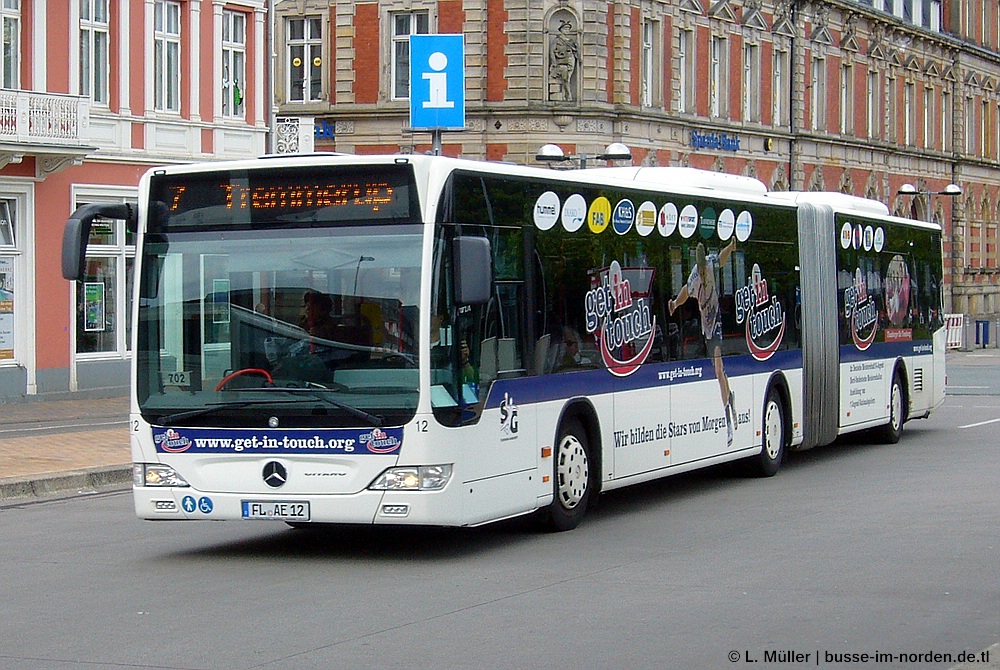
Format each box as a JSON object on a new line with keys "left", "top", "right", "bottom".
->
{"left": 542, "top": 417, "right": 592, "bottom": 532}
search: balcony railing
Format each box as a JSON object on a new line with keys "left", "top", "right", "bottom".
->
{"left": 0, "top": 89, "right": 90, "bottom": 145}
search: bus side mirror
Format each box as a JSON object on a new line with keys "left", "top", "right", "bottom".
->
{"left": 453, "top": 236, "right": 492, "bottom": 305}
{"left": 62, "top": 203, "right": 136, "bottom": 281}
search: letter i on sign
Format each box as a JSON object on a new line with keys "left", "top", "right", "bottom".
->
{"left": 422, "top": 52, "right": 454, "bottom": 109}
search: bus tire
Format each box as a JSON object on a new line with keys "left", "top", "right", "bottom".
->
{"left": 875, "top": 371, "right": 905, "bottom": 444}
{"left": 542, "top": 417, "right": 592, "bottom": 532}
{"left": 747, "top": 387, "right": 785, "bottom": 477}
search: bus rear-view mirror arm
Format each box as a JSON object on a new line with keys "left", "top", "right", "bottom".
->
{"left": 62, "top": 203, "right": 137, "bottom": 281}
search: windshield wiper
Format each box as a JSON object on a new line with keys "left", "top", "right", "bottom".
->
{"left": 158, "top": 398, "right": 303, "bottom": 425}
{"left": 231, "top": 387, "right": 384, "bottom": 427}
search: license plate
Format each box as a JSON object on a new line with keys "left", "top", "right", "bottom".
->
{"left": 241, "top": 500, "right": 310, "bottom": 521}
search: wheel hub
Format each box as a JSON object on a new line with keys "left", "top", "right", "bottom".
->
{"left": 557, "top": 435, "right": 589, "bottom": 509}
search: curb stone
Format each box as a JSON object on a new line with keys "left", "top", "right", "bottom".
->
{"left": 0, "top": 465, "right": 132, "bottom": 503}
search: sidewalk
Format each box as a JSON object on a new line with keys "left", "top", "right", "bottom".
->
{"left": 0, "top": 395, "right": 131, "bottom": 501}
{"left": 2, "top": 349, "right": 999, "bottom": 502}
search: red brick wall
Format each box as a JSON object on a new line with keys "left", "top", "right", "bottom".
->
{"left": 486, "top": 143, "right": 508, "bottom": 161}
{"left": 438, "top": 1, "right": 464, "bottom": 33}
{"left": 354, "top": 4, "right": 380, "bottom": 104}
{"left": 486, "top": 0, "right": 508, "bottom": 102}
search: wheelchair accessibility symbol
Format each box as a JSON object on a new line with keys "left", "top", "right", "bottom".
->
{"left": 181, "top": 495, "right": 213, "bottom": 514}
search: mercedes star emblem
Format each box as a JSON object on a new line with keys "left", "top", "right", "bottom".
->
{"left": 262, "top": 461, "right": 287, "bottom": 488}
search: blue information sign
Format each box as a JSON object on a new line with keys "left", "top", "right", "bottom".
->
{"left": 409, "top": 34, "right": 465, "bottom": 130}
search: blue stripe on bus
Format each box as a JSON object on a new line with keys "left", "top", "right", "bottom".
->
{"left": 838, "top": 339, "right": 935, "bottom": 363}
{"left": 480, "top": 338, "right": 933, "bottom": 410}
{"left": 482, "top": 349, "right": 804, "bottom": 410}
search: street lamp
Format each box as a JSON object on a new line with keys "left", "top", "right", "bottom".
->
{"left": 897, "top": 182, "right": 962, "bottom": 222}
{"left": 535, "top": 142, "right": 632, "bottom": 168}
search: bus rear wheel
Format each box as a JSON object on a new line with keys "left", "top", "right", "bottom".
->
{"left": 875, "top": 371, "right": 905, "bottom": 444}
{"left": 747, "top": 388, "right": 785, "bottom": 477}
{"left": 542, "top": 417, "right": 592, "bottom": 532}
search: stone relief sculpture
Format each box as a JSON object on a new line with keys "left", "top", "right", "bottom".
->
{"left": 549, "top": 18, "right": 579, "bottom": 102}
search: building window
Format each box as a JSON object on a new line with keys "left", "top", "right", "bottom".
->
{"left": 811, "top": 57, "right": 826, "bottom": 131}
{"left": 982, "top": 98, "right": 991, "bottom": 158}
{"left": 966, "top": 95, "right": 976, "bottom": 155}
{"left": 941, "top": 89, "right": 951, "bottom": 152}
{"left": 391, "top": 12, "right": 428, "bottom": 100}
{"left": 1, "top": 0, "right": 20, "bottom": 90}
{"left": 840, "top": 63, "right": 853, "bottom": 134}
{"left": 0, "top": 199, "right": 17, "bottom": 362}
{"left": 678, "top": 29, "right": 694, "bottom": 113}
{"left": 79, "top": 0, "right": 109, "bottom": 104}
{"left": 923, "top": 86, "right": 935, "bottom": 149}
{"left": 709, "top": 35, "right": 726, "bottom": 118}
{"left": 929, "top": 0, "right": 941, "bottom": 30}
{"left": 222, "top": 10, "right": 246, "bottom": 118}
{"left": 773, "top": 48, "right": 789, "bottom": 127}
{"left": 867, "top": 69, "right": 881, "bottom": 139}
{"left": 287, "top": 16, "right": 322, "bottom": 103}
{"left": 742, "top": 43, "right": 759, "bottom": 123}
{"left": 991, "top": 101, "right": 1000, "bottom": 159}
{"left": 904, "top": 81, "right": 915, "bottom": 145}
{"left": 74, "top": 194, "right": 136, "bottom": 357}
{"left": 153, "top": 0, "right": 181, "bottom": 112}
{"left": 640, "top": 19, "right": 658, "bottom": 107}
{"left": 871, "top": 0, "right": 942, "bottom": 31}
{"left": 886, "top": 75, "right": 897, "bottom": 142}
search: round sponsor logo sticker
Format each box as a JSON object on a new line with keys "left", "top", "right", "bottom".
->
{"left": 658, "top": 203, "right": 678, "bottom": 237}
{"left": 718, "top": 208, "right": 735, "bottom": 241}
{"left": 561, "top": 193, "right": 587, "bottom": 232}
{"left": 873, "top": 226, "right": 885, "bottom": 253}
{"left": 612, "top": 199, "right": 635, "bottom": 235}
{"left": 853, "top": 224, "right": 863, "bottom": 249}
{"left": 533, "top": 191, "right": 560, "bottom": 230}
{"left": 840, "top": 222, "right": 853, "bottom": 249}
{"left": 635, "top": 201, "right": 657, "bottom": 237}
{"left": 678, "top": 204, "right": 698, "bottom": 238}
{"left": 588, "top": 196, "right": 612, "bottom": 234}
{"left": 735, "top": 210, "right": 754, "bottom": 242}
{"left": 863, "top": 225, "right": 874, "bottom": 251}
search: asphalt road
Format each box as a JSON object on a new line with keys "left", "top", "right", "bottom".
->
{"left": 1, "top": 394, "right": 998, "bottom": 670}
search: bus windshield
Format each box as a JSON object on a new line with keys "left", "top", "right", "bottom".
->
{"left": 136, "top": 223, "right": 423, "bottom": 429}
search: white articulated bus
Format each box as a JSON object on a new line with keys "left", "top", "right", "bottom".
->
{"left": 62, "top": 155, "right": 945, "bottom": 531}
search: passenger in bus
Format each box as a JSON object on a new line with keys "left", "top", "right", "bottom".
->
{"left": 299, "top": 291, "right": 339, "bottom": 341}
{"left": 556, "top": 327, "right": 592, "bottom": 370}
{"left": 668, "top": 239, "right": 738, "bottom": 447}
{"left": 283, "top": 291, "right": 372, "bottom": 372}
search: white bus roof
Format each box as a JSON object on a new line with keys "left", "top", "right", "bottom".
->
{"left": 766, "top": 191, "right": 890, "bottom": 217}
{"left": 574, "top": 166, "right": 769, "bottom": 197}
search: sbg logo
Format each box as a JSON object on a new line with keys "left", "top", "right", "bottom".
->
{"left": 500, "top": 393, "right": 518, "bottom": 436}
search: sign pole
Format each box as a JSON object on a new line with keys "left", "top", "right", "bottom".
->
{"left": 432, "top": 129, "right": 442, "bottom": 156}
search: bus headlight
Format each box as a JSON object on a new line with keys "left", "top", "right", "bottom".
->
{"left": 135, "top": 463, "right": 190, "bottom": 488}
{"left": 369, "top": 464, "right": 453, "bottom": 491}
